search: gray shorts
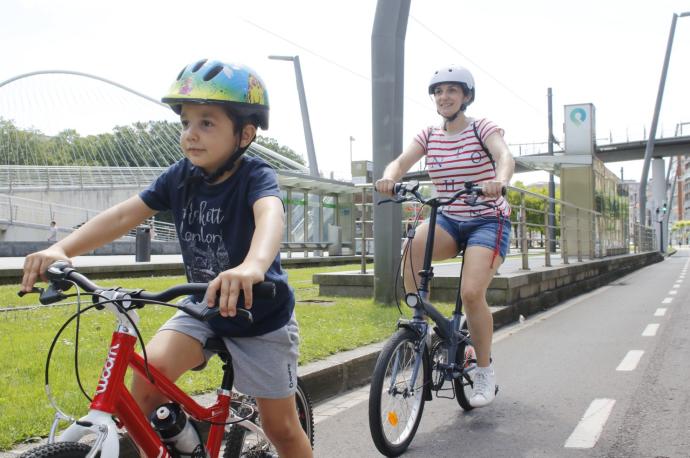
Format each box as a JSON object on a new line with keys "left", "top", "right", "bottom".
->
{"left": 159, "top": 298, "right": 300, "bottom": 399}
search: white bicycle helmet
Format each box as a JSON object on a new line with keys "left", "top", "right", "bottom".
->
{"left": 428, "top": 66, "right": 475, "bottom": 112}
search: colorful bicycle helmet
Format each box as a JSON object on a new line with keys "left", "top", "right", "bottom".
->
{"left": 162, "top": 59, "right": 269, "bottom": 129}
{"left": 428, "top": 65, "right": 475, "bottom": 112}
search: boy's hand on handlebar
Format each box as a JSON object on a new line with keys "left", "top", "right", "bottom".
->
{"left": 21, "top": 247, "right": 71, "bottom": 293}
{"left": 374, "top": 178, "right": 396, "bottom": 197}
{"left": 206, "top": 264, "right": 265, "bottom": 318}
{"left": 482, "top": 180, "right": 506, "bottom": 198}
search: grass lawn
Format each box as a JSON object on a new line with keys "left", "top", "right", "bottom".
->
{"left": 0, "top": 263, "right": 454, "bottom": 451}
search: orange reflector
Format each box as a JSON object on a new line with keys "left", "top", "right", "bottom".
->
{"left": 387, "top": 411, "right": 399, "bottom": 426}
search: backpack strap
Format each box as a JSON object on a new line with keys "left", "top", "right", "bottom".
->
{"left": 473, "top": 121, "right": 496, "bottom": 171}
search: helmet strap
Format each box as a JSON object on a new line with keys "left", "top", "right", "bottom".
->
{"left": 202, "top": 141, "right": 251, "bottom": 184}
{"left": 440, "top": 108, "right": 463, "bottom": 129}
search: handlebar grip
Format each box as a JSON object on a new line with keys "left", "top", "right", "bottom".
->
{"left": 393, "top": 183, "right": 403, "bottom": 195}
{"left": 253, "top": 281, "right": 277, "bottom": 300}
{"left": 191, "top": 305, "right": 254, "bottom": 323}
{"left": 471, "top": 185, "right": 507, "bottom": 197}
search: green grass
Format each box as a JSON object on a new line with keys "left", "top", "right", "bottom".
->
{"left": 0, "top": 263, "right": 454, "bottom": 451}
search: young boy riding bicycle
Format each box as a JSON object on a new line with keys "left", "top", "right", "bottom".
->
{"left": 21, "top": 59, "right": 313, "bottom": 458}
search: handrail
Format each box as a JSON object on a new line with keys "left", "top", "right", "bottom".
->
{"left": 353, "top": 181, "right": 657, "bottom": 270}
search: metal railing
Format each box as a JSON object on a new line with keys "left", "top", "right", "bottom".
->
{"left": 0, "top": 166, "right": 167, "bottom": 191}
{"left": 0, "top": 194, "right": 177, "bottom": 241}
{"left": 353, "top": 182, "right": 657, "bottom": 272}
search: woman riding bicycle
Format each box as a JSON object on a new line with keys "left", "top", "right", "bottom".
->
{"left": 375, "top": 65, "right": 515, "bottom": 408}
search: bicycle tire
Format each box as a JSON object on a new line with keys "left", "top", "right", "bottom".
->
{"left": 224, "top": 377, "right": 314, "bottom": 457}
{"left": 368, "top": 328, "right": 428, "bottom": 457}
{"left": 18, "top": 442, "right": 93, "bottom": 458}
{"left": 454, "top": 340, "right": 476, "bottom": 411}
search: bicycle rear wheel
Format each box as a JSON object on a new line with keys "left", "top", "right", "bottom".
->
{"left": 19, "top": 442, "right": 92, "bottom": 458}
{"left": 454, "top": 341, "right": 477, "bottom": 411}
{"left": 368, "top": 328, "right": 428, "bottom": 457}
{"left": 224, "top": 377, "right": 314, "bottom": 457}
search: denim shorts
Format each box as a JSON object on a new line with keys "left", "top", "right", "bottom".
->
{"left": 435, "top": 212, "right": 511, "bottom": 259}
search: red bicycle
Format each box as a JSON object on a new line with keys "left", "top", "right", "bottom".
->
{"left": 18, "top": 261, "right": 314, "bottom": 458}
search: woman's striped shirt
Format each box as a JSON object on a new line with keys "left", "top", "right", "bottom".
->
{"left": 415, "top": 118, "right": 511, "bottom": 220}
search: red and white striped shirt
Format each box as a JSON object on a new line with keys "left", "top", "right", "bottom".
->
{"left": 416, "top": 118, "right": 511, "bottom": 220}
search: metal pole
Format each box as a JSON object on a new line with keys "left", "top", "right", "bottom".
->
{"left": 639, "top": 13, "right": 689, "bottom": 224}
{"left": 268, "top": 55, "right": 319, "bottom": 176}
{"left": 292, "top": 56, "right": 318, "bottom": 176}
{"left": 544, "top": 196, "right": 551, "bottom": 267}
{"left": 361, "top": 187, "right": 367, "bottom": 274}
{"left": 520, "top": 192, "right": 529, "bottom": 270}
{"left": 372, "top": 0, "right": 410, "bottom": 303}
{"left": 547, "top": 88, "right": 557, "bottom": 252}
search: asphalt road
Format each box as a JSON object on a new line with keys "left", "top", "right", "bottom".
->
{"left": 312, "top": 250, "right": 690, "bottom": 457}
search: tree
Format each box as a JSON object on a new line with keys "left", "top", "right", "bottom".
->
{"left": 255, "top": 136, "right": 305, "bottom": 165}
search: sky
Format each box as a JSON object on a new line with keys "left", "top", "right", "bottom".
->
{"left": 1, "top": 0, "right": 689, "bottom": 185}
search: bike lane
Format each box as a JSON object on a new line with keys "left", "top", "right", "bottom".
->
{"left": 311, "top": 252, "right": 689, "bottom": 457}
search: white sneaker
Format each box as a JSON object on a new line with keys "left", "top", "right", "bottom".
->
{"left": 470, "top": 365, "right": 497, "bottom": 408}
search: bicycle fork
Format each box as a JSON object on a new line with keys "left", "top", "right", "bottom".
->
{"left": 388, "top": 321, "right": 430, "bottom": 399}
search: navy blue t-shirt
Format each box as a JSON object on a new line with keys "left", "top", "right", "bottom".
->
{"left": 139, "top": 156, "right": 294, "bottom": 337}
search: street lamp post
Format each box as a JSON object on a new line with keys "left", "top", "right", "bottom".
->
{"left": 268, "top": 55, "right": 319, "bottom": 177}
{"left": 638, "top": 12, "right": 690, "bottom": 226}
{"left": 349, "top": 136, "right": 355, "bottom": 174}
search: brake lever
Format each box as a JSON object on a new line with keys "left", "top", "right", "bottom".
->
{"left": 17, "top": 287, "right": 44, "bottom": 297}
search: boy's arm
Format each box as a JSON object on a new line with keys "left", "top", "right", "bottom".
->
{"left": 206, "top": 195, "right": 285, "bottom": 317}
{"left": 21, "top": 195, "right": 157, "bottom": 291}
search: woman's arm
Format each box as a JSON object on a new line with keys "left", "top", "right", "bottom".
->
{"left": 483, "top": 132, "right": 515, "bottom": 197}
{"left": 375, "top": 139, "right": 426, "bottom": 196}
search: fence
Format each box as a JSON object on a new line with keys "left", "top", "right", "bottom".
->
{"left": 0, "top": 194, "right": 177, "bottom": 241}
{"left": 353, "top": 182, "right": 657, "bottom": 272}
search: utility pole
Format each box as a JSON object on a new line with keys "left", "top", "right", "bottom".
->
{"left": 639, "top": 12, "right": 690, "bottom": 225}
{"left": 547, "top": 88, "right": 557, "bottom": 252}
{"left": 372, "top": 0, "right": 410, "bottom": 304}
{"left": 268, "top": 55, "right": 319, "bottom": 177}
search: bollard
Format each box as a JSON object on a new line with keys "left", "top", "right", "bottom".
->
{"left": 135, "top": 225, "right": 151, "bottom": 262}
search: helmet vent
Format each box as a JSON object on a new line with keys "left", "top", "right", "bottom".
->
{"left": 175, "top": 66, "right": 186, "bottom": 81}
{"left": 203, "top": 64, "right": 224, "bottom": 82}
{"left": 192, "top": 59, "right": 208, "bottom": 72}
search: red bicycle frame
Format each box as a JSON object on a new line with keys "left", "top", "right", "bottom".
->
{"left": 80, "top": 329, "right": 231, "bottom": 457}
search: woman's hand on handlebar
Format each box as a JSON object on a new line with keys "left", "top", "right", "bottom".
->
{"left": 21, "top": 247, "right": 71, "bottom": 293}
{"left": 481, "top": 180, "right": 507, "bottom": 199}
{"left": 374, "top": 178, "right": 396, "bottom": 197}
{"left": 205, "top": 263, "right": 265, "bottom": 318}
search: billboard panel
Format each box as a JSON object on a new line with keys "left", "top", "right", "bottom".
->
{"left": 564, "top": 104, "right": 595, "bottom": 156}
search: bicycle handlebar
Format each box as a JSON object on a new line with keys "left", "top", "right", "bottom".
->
{"left": 387, "top": 180, "right": 506, "bottom": 207}
{"left": 18, "top": 261, "right": 276, "bottom": 323}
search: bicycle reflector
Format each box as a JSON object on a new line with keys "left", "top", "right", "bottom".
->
{"left": 405, "top": 293, "right": 421, "bottom": 308}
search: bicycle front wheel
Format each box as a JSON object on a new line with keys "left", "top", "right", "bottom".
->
{"left": 19, "top": 442, "right": 92, "bottom": 458}
{"left": 368, "top": 328, "right": 428, "bottom": 457}
{"left": 224, "top": 377, "right": 314, "bottom": 457}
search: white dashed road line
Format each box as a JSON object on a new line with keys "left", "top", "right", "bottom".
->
{"left": 662, "top": 297, "right": 673, "bottom": 304}
{"left": 616, "top": 350, "right": 644, "bottom": 371}
{"left": 642, "top": 323, "right": 659, "bottom": 337}
{"left": 654, "top": 308, "right": 667, "bottom": 317}
{"left": 564, "top": 398, "right": 616, "bottom": 449}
